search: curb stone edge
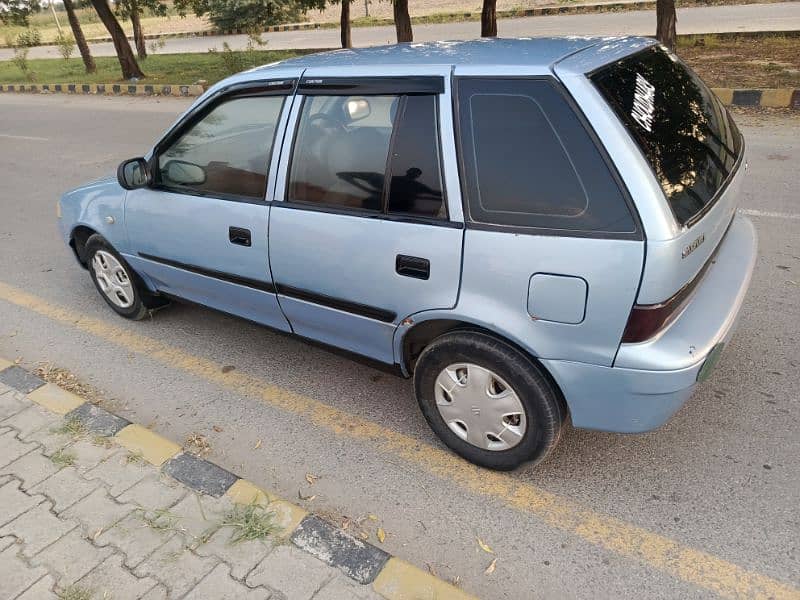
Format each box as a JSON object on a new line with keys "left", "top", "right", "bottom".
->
{"left": 0, "top": 81, "right": 797, "bottom": 109}
{"left": 0, "top": 359, "right": 477, "bottom": 600}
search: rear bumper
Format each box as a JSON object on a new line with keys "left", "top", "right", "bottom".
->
{"left": 542, "top": 213, "right": 757, "bottom": 433}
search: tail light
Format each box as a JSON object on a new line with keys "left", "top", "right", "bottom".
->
{"left": 622, "top": 258, "right": 715, "bottom": 343}
{"left": 621, "top": 297, "right": 688, "bottom": 343}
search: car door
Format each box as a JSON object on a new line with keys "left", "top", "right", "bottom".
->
{"left": 122, "top": 79, "right": 296, "bottom": 331}
{"left": 268, "top": 73, "right": 464, "bottom": 365}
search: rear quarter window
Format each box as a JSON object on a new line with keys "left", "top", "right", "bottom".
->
{"left": 590, "top": 45, "right": 742, "bottom": 226}
{"left": 455, "top": 77, "right": 637, "bottom": 235}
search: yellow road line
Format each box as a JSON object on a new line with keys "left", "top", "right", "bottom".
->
{"left": 0, "top": 280, "right": 797, "bottom": 600}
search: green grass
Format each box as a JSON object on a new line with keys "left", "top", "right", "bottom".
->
{"left": 216, "top": 503, "right": 277, "bottom": 544}
{"left": 58, "top": 585, "right": 94, "bottom": 600}
{"left": 51, "top": 417, "right": 86, "bottom": 438}
{"left": 50, "top": 448, "right": 76, "bottom": 468}
{"left": 0, "top": 49, "right": 305, "bottom": 86}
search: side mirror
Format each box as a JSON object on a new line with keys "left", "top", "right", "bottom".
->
{"left": 117, "top": 157, "right": 151, "bottom": 190}
{"left": 163, "top": 160, "right": 207, "bottom": 186}
{"left": 344, "top": 97, "right": 371, "bottom": 122}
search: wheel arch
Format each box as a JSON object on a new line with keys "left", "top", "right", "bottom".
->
{"left": 69, "top": 225, "right": 99, "bottom": 267}
{"left": 396, "top": 316, "right": 569, "bottom": 417}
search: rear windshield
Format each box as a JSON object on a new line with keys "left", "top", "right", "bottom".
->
{"left": 590, "top": 45, "right": 742, "bottom": 225}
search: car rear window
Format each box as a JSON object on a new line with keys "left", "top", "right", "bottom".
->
{"left": 590, "top": 45, "right": 742, "bottom": 226}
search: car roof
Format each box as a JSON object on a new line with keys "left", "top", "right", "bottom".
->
{"left": 250, "top": 36, "right": 651, "bottom": 73}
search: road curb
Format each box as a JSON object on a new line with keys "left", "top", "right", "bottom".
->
{"left": 1, "top": 81, "right": 798, "bottom": 108}
{"left": 0, "top": 359, "right": 477, "bottom": 599}
{"left": 0, "top": 82, "right": 204, "bottom": 96}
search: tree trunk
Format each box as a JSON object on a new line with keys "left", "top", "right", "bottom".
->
{"left": 89, "top": 0, "right": 144, "bottom": 79}
{"left": 481, "top": 0, "right": 497, "bottom": 37}
{"left": 656, "top": 0, "right": 677, "bottom": 51}
{"left": 340, "top": 1, "right": 351, "bottom": 48}
{"left": 129, "top": 0, "right": 147, "bottom": 60}
{"left": 393, "top": 0, "right": 412, "bottom": 43}
{"left": 63, "top": 0, "right": 96, "bottom": 73}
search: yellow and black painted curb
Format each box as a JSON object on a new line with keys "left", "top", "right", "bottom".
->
{"left": 0, "top": 357, "right": 477, "bottom": 600}
{"left": 0, "top": 82, "right": 205, "bottom": 97}
{"left": 1, "top": 81, "right": 799, "bottom": 109}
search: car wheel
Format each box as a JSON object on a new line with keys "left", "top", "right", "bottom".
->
{"left": 414, "top": 330, "right": 565, "bottom": 470}
{"left": 85, "top": 234, "right": 164, "bottom": 320}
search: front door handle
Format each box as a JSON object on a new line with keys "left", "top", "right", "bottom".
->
{"left": 396, "top": 254, "right": 430, "bottom": 280}
{"left": 229, "top": 227, "right": 251, "bottom": 247}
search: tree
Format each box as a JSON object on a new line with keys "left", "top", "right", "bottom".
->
{"left": 0, "top": 0, "right": 40, "bottom": 26}
{"left": 656, "top": 0, "right": 676, "bottom": 50}
{"left": 115, "top": 0, "right": 167, "bottom": 60}
{"left": 63, "top": 0, "right": 96, "bottom": 73}
{"left": 393, "top": 0, "right": 411, "bottom": 42}
{"left": 338, "top": 0, "right": 351, "bottom": 48}
{"left": 174, "top": 0, "right": 303, "bottom": 33}
{"left": 89, "top": 0, "right": 144, "bottom": 79}
{"left": 481, "top": 0, "right": 496, "bottom": 37}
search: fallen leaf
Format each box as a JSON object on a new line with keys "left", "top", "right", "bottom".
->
{"left": 451, "top": 575, "right": 462, "bottom": 587}
{"left": 305, "top": 473, "right": 319, "bottom": 485}
{"left": 477, "top": 538, "right": 494, "bottom": 554}
{"left": 253, "top": 439, "right": 262, "bottom": 450}
{"left": 484, "top": 558, "right": 497, "bottom": 575}
{"left": 426, "top": 563, "right": 438, "bottom": 577}
{"left": 298, "top": 491, "right": 317, "bottom": 502}
{"left": 358, "top": 531, "right": 369, "bottom": 541}
{"left": 367, "top": 514, "right": 378, "bottom": 521}
{"left": 376, "top": 527, "right": 386, "bottom": 543}
{"left": 212, "top": 425, "right": 223, "bottom": 433}
{"left": 92, "top": 527, "right": 104, "bottom": 540}
{"left": 341, "top": 517, "right": 351, "bottom": 530}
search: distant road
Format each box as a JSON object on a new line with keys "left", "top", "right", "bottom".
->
{"left": 1, "top": 1, "right": 799, "bottom": 61}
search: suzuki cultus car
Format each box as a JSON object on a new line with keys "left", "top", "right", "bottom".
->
{"left": 59, "top": 38, "right": 757, "bottom": 470}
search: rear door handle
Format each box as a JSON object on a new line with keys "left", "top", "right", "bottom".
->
{"left": 229, "top": 227, "right": 251, "bottom": 247}
{"left": 396, "top": 254, "right": 430, "bottom": 280}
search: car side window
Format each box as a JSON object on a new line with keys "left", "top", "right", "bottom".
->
{"left": 456, "top": 78, "right": 636, "bottom": 234}
{"left": 287, "top": 93, "right": 445, "bottom": 218}
{"left": 157, "top": 95, "right": 285, "bottom": 201}
{"left": 387, "top": 95, "right": 445, "bottom": 219}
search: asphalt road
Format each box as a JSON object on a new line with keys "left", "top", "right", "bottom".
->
{"left": 1, "top": 1, "right": 799, "bottom": 61}
{"left": 0, "top": 94, "right": 799, "bottom": 600}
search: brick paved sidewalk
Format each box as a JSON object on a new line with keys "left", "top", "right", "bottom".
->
{"left": 0, "top": 380, "right": 385, "bottom": 600}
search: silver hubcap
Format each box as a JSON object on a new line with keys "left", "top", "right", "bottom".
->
{"left": 434, "top": 363, "right": 527, "bottom": 451}
{"left": 91, "top": 250, "right": 134, "bottom": 309}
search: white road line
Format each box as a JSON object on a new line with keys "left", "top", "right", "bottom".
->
{"left": 0, "top": 133, "right": 49, "bottom": 142}
{"left": 739, "top": 209, "right": 800, "bottom": 220}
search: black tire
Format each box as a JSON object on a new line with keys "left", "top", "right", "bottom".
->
{"left": 414, "top": 330, "right": 565, "bottom": 470}
{"left": 85, "top": 234, "right": 166, "bottom": 320}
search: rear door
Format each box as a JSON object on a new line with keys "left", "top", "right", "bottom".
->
{"left": 268, "top": 73, "right": 463, "bottom": 365}
{"left": 565, "top": 43, "right": 745, "bottom": 305}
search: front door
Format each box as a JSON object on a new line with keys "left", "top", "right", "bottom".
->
{"left": 123, "top": 83, "right": 294, "bottom": 331}
{"left": 268, "top": 75, "right": 464, "bottom": 364}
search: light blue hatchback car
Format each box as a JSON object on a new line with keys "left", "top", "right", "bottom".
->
{"left": 59, "top": 37, "right": 757, "bottom": 470}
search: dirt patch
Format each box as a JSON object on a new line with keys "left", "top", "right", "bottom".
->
{"left": 678, "top": 35, "right": 800, "bottom": 88}
{"left": 34, "top": 363, "right": 103, "bottom": 404}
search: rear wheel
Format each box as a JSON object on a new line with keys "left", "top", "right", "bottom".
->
{"left": 414, "top": 331, "right": 565, "bottom": 470}
{"left": 85, "top": 234, "right": 166, "bottom": 320}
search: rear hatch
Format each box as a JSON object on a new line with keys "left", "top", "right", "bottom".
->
{"left": 588, "top": 44, "right": 745, "bottom": 341}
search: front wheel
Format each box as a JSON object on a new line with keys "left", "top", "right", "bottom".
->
{"left": 85, "top": 234, "right": 164, "bottom": 320}
{"left": 414, "top": 331, "right": 566, "bottom": 470}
